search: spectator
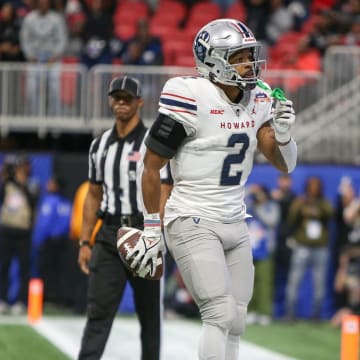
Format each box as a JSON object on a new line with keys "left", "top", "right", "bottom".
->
{"left": 331, "top": 246, "right": 360, "bottom": 327}
{"left": 271, "top": 173, "right": 296, "bottom": 317}
{"left": 0, "top": 155, "right": 38, "bottom": 315}
{"left": 63, "top": 0, "right": 86, "bottom": 57}
{"left": 287, "top": 0, "right": 310, "bottom": 31}
{"left": 19, "top": 0, "right": 68, "bottom": 115}
{"left": 0, "top": 2, "right": 25, "bottom": 114}
{"left": 332, "top": 176, "right": 356, "bottom": 312}
{"left": 79, "top": 0, "right": 114, "bottom": 68}
{"left": 244, "top": 0, "right": 270, "bottom": 42}
{"left": 330, "top": 189, "right": 360, "bottom": 327}
{"left": 211, "top": 0, "right": 234, "bottom": 14}
{"left": 297, "top": 9, "right": 341, "bottom": 58}
{"left": 333, "top": 0, "right": 360, "bottom": 31}
{"left": 32, "top": 176, "right": 72, "bottom": 307}
{"left": 266, "top": 0, "right": 294, "bottom": 46}
{"left": 15, "top": 0, "right": 35, "bottom": 25}
{"left": 244, "top": 0, "right": 271, "bottom": 59}
{"left": 121, "top": 18, "right": 163, "bottom": 66}
{"left": 284, "top": 176, "right": 334, "bottom": 322}
{"left": 341, "top": 14, "right": 360, "bottom": 45}
{"left": 331, "top": 177, "right": 360, "bottom": 326}
{"left": 246, "top": 184, "right": 280, "bottom": 325}
{"left": 0, "top": 2, "right": 25, "bottom": 62}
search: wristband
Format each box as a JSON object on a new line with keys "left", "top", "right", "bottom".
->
{"left": 79, "top": 240, "right": 91, "bottom": 248}
{"left": 278, "top": 137, "right": 297, "bottom": 173}
{"left": 144, "top": 213, "right": 161, "bottom": 226}
{"left": 144, "top": 213, "right": 161, "bottom": 236}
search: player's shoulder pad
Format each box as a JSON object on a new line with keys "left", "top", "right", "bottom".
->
{"left": 161, "top": 76, "right": 200, "bottom": 112}
{"left": 164, "top": 75, "right": 202, "bottom": 90}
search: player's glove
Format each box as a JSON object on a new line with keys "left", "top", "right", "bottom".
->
{"left": 126, "top": 213, "right": 164, "bottom": 277}
{"left": 271, "top": 99, "right": 295, "bottom": 143}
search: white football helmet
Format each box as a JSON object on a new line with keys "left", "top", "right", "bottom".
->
{"left": 193, "top": 18, "right": 266, "bottom": 90}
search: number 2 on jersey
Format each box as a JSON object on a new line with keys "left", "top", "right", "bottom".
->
{"left": 220, "top": 133, "right": 249, "bottom": 186}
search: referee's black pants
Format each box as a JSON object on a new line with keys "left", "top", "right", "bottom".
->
{"left": 78, "top": 224, "right": 161, "bottom": 360}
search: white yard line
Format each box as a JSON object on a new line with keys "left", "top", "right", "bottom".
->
{"left": 30, "top": 316, "right": 297, "bottom": 360}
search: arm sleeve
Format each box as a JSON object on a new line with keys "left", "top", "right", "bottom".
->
{"left": 145, "top": 114, "right": 187, "bottom": 158}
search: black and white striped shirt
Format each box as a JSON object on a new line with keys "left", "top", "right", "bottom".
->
{"left": 88, "top": 122, "right": 148, "bottom": 216}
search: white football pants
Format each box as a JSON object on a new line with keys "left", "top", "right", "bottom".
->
{"left": 165, "top": 217, "right": 254, "bottom": 360}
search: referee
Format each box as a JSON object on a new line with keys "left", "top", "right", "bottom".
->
{"left": 77, "top": 76, "right": 161, "bottom": 360}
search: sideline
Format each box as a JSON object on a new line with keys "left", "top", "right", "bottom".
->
{"left": 31, "top": 316, "right": 297, "bottom": 360}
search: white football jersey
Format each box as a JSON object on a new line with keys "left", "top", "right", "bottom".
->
{"left": 159, "top": 76, "right": 273, "bottom": 224}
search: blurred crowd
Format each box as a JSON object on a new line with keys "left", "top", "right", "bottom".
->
{"left": 0, "top": 153, "right": 359, "bottom": 328}
{"left": 0, "top": 0, "right": 359, "bottom": 69}
{"left": 1, "top": 0, "right": 360, "bottom": 325}
{"left": 0, "top": 154, "right": 86, "bottom": 315}
{"left": 164, "top": 173, "right": 360, "bottom": 327}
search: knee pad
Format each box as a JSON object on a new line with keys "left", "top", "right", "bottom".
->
{"left": 229, "top": 304, "right": 247, "bottom": 336}
{"left": 200, "top": 295, "right": 238, "bottom": 331}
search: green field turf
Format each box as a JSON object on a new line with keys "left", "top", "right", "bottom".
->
{"left": 0, "top": 324, "right": 70, "bottom": 360}
{"left": 0, "top": 319, "right": 346, "bottom": 360}
{"left": 243, "top": 321, "right": 342, "bottom": 360}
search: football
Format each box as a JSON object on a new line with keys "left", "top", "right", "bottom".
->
{"left": 116, "top": 226, "right": 163, "bottom": 280}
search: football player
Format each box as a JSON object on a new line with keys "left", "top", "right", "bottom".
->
{"left": 128, "top": 18, "right": 297, "bottom": 359}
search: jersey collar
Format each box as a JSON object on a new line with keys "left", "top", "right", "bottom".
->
{"left": 108, "top": 121, "right": 146, "bottom": 144}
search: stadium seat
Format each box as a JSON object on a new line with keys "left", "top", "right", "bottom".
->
{"left": 114, "top": 23, "right": 137, "bottom": 40}
{"left": 150, "top": 26, "right": 192, "bottom": 49}
{"left": 112, "top": 58, "right": 123, "bottom": 65}
{"left": 184, "top": 1, "right": 221, "bottom": 34}
{"left": 300, "top": 15, "right": 321, "bottom": 34}
{"left": 62, "top": 56, "right": 80, "bottom": 64}
{"left": 224, "top": 2, "right": 246, "bottom": 22}
{"left": 268, "top": 43, "right": 298, "bottom": 64}
{"left": 152, "top": 0, "right": 187, "bottom": 26}
{"left": 113, "top": 11, "right": 149, "bottom": 29}
{"left": 188, "top": 0, "right": 221, "bottom": 16}
{"left": 149, "top": 25, "right": 193, "bottom": 61}
{"left": 271, "top": 49, "right": 321, "bottom": 92}
{"left": 311, "top": 0, "right": 335, "bottom": 14}
{"left": 296, "top": 49, "right": 321, "bottom": 72}
{"left": 175, "top": 54, "right": 195, "bottom": 67}
{"left": 268, "top": 31, "right": 305, "bottom": 63}
{"left": 113, "top": 0, "right": 149, "bottom": 27}
{"left": 149, "top": 23, "right": 173, "bottom": 40}
{"left": 162, "top": 39, "right": 193, "bottom": 65}
{"left": 114, "top": 0, "right": 149, "bottom": 16}
{"left": 277, "top": 31, "right": 305, "bottom": 45}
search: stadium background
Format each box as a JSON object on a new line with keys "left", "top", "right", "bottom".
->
{"left": 1, "top": 0, "right": 360, "bottom": 350}
{"left": 2, "top": 151, "right": 360, "bottom": 319}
